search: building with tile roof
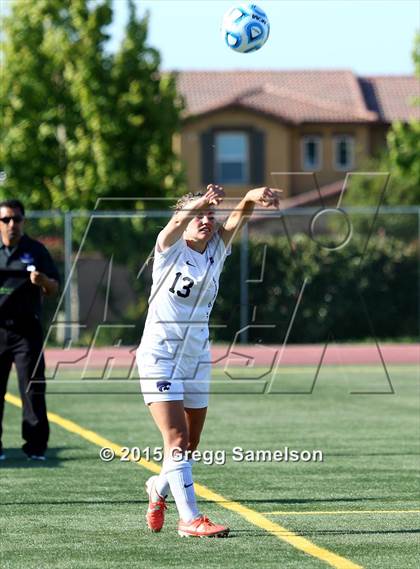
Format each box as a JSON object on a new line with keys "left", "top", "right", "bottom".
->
{"left": 175, "top": 70, "right": 419, "bottom": 203}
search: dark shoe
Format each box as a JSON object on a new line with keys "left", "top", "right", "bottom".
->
{"left": 22, "top": 443, "right": 47, "bottom": 459}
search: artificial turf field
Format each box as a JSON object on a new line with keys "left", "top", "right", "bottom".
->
{"left": 0, "top": 364, "right": 419, "bottom": 569}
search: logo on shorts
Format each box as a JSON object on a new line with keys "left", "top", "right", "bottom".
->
{"left": 156, "top": 380, "right": 172, "bottom": 392}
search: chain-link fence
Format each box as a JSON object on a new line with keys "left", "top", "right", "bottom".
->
{"left": 26, "top": 206, "right": 419, "bottom": 348}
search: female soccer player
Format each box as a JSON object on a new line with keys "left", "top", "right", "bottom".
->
{"left": 137, "top": 184, "right": 280, "bottom": 537}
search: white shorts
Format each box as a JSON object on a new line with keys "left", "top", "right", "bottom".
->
{"left": 136, "top": 348, "right": 211, "bottom": 408}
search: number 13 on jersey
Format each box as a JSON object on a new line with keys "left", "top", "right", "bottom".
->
{"left": 169, "top": 272, "right": 194, "bottom": 298}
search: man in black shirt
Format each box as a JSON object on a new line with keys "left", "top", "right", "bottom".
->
{"left": 0, "top": 199, "right": 59, "bottom": 460}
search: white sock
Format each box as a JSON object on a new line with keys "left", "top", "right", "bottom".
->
{"left": 154, "top": 469, "right": 169, "bottom": 499}
{"left": 163, "top": 457, "right": 200, "bottom": 522}
{"left": 154, "top": 457, "right": 195, "bottom": 500}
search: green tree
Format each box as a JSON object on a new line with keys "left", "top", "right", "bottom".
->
{"left": 0, "top": 0, "right": 184, "bottom": 210}
{"left": 347, "top": 33, "right": 420, "bottom": 207}
{"left": 108, "top": 1, "right": 184, "bottom": 200}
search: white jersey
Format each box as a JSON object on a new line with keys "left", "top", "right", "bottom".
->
{"left": 138, "top": 232, "right": 231, "bottom": 358}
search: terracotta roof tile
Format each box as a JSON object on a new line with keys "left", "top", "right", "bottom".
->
{"left": 280, "top": 179, "right": 345, "bottom": 209}
{"left": 234, "top": 84, "right": 376, "bottom": 123}
{"left": 358, "top": 76, "right": 420, "bottom": 122}
{"left": 250, "top": 179, "right": 345, "bottom": 223}
{"left": 176, "top": 70, "right": 418, "bottom": 124}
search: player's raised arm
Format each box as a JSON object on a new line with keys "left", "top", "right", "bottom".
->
{"left": 157, "top": 185, "right": 225, "bottom": 252}
{"left": 219, "top": 187, "right": 282, "bottom": 246}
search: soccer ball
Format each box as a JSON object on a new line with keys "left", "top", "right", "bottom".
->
{"left": 221, "top": 3, "right": 270, "bottom": 53}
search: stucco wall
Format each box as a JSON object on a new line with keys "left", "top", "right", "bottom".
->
{"left": 181, "top": 109, "right": 292, "bottom": 198}
{"left": 290, "top": 124, "right": 371, "bottom": 194}
{"left": 180, "top": 109, "right": 388, "bottom": 198}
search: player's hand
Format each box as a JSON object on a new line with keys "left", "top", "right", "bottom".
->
{"left": 201, "top": 184, "right": 225, "bottom": 207}
{"left": 30, "top": 271, "right": 47, "bottom": 287}
{"left": 246, "top": 187, "right": 282, "bottom": 208}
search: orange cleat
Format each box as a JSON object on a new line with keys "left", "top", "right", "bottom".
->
{"left": 178, "top": 515, "right": 230, "bottom": 538}
{"left": 145, "top": 475, "right": 167, "bottom": 532}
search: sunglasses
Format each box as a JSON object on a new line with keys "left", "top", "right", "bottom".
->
{"left": 0, "top": 215, "right": 24, "bottom": 224}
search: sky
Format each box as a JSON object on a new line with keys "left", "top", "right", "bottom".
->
{"left": 107, "top": 0, "right": 419, "bottom": 75}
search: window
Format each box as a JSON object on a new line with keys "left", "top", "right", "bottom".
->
{"left": 215, "top": 132, "right": 249, "bottom": 184}
{"left": 301, "top": 136, "right": 322, "bottom": 171}
{"left": 333, "top": 135, "right": 354, "bottom": 170}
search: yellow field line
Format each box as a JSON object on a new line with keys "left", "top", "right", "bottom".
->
{"left": 5, "top": 392, "right": 363, "bottom": 569}
{"left": 4, "top": 393, "right": 160, "bottom": 476}
{"left": 263, "top": 510, "right": 420, "bottom": 516}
